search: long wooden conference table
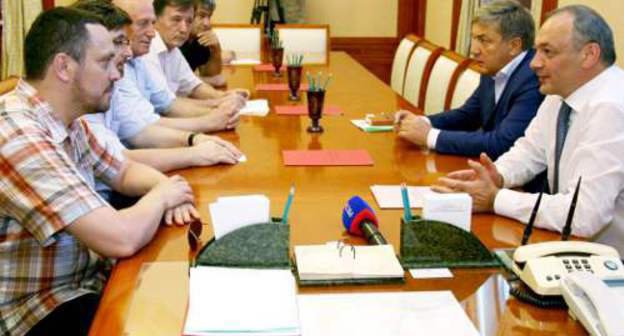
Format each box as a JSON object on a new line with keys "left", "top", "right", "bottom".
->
{"left": 89, "top": 52, "right": 586, "bottom": 335}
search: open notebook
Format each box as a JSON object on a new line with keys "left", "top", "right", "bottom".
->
{"left": 294, "top": 244, "right": 404, "bottom": 284}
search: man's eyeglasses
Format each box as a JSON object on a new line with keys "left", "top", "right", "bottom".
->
{"left": 113, "top": 36, "right": 130, "bottom": 49}
{"left": 187, "top": 218, "right": 203, "bottom": 251}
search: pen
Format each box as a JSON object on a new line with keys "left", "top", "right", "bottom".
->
{"left": 401, "top": 183, "right": 412, "bottom": 221}
{"left": 282, "top": 184, "right": 295, "bottom": 224}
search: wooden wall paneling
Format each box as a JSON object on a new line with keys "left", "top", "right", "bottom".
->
{"left": 541, "top": 0, "right": 558, "bottom": 23}
{"left": 450, "top": 0, "right": 462, "bottom": 51}
{"left": 398, "top": 0, "right": 427, "bottom": 39}
{"left": 43, "top": 0, "right": 55, "bottom": 10}
{"left": 331, "top": 37, "right": 399, "bottom": 83}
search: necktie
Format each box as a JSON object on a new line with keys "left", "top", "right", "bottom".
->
{"left": 553, "top": 101, "right": 571, "bottom": 194}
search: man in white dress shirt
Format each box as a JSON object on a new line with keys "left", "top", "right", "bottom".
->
{"left": 434, "top": 5, "right": 624, "bottom": 254}
{"left": 143, "top": 0, "right": 250, "bottom": 119}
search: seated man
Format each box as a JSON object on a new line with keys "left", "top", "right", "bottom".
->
{"left": 113, "top": 0, "right": 243, "bottom": 130}
{"left": 434, "top": 6, "right": 624, "bottom": 254}
{"left": 73, "top": 0, "right": 241, "bottom": 183}
{"left": 180, "top": 0, "right": 233, "bottom": 87}
{"left": 145, "top": 0, "right": 249, "bottom": 119}
{"left": 395, "top": 0, "right": 543, "bottom": 160}
{"left": 0, "top": 8, "right": 196, "bottom": 335}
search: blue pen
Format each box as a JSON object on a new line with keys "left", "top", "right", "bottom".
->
{"left": 281, "top": 185, "right": 295, "bottom": 224}
{"left": 401, "top": 183, "right": 412, "bottom": 221}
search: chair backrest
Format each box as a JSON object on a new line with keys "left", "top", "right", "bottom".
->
{"left": 275, "top": 24, "right": 330, "bottom": 65}
{"left": 448, "top": 64, "right": 481, "bottom": 110}
{"left": 390, "top": 35, "right": 419, "bottom": 95}
{"left": 403, "top": 40, "right": 443, "bottom": 108}
{"left": 212, "top": 24, "right": 263, "bottom": 63}
{"left": 423, "top": 51, "right": 470, "bottom": 115}
{"left": 0, "top": 77, "right": 18, "bottom": 96}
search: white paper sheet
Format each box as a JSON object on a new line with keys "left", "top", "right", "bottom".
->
{"left": 231, "top": 59, "right": 262, "bottom": 65}
{"left": 297, "top": 291, "right": 479, "bottom": 336}
{"left": 184, "top": 267, "right": 300, "bottom": 336}
{"left": 370, "top": 185, "right": 436, "bottom": 208}
{"left": 209, "top": 194, "right": 270, "bottom": 239}
{"left": 409, "top": 268, "right": 454, "bottom": 279}
{"left": 240, "top": 99, "right": 270, "bottom": 116}
{"left": 350, "top": 119, "right": 393, "bottom": 133}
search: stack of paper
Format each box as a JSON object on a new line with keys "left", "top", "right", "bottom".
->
{"left": 351, "top": 119, "right": 394, "bottom": 133}
{"left": 370, "top": 185, "right": 435, "bottom": 208}
{"left": 240, "top": 99, "right": 270, "bottom": 117}
{"left": 294, "top": 244, "right": 404, "bottom": 281}
{"left": 184, "top": 267, "right": 300, "bottom": 336}
{"left": 209, "top": 195, "right": 270, "bottom": 239}
{"left": 297, "top": 291, "right": 479, "bottom": 336}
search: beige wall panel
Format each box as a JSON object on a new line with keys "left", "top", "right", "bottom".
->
{"left": 305, "top": 0, "right": 398, "bottom": 37}
{"left": 55, "top": 0, "right": 74, "bottom": 6}
{"left": 556, "top": 0, "right": 624, "bottom": 68}
{"left": 212, "top": 0, "right": 398, "bottom": 37}
{"left": 425, "top": 0, "right": 453, "bottom": 49}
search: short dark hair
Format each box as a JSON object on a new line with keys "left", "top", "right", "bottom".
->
{"left": 154, "top": 0, "right": 194, "bottom": 17}
{"left": 71, "top": 0, "right": 132, "bottom": 30}
{"left": 24, "top": 7, "right": 103, "bottom": 80}
{"left": 547, "top": 5, "right": 616, "bottom": 66}
{"left": 194, "top": 0, "right": 216, "bottom": 11}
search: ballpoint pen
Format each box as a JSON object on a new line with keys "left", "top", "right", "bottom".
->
{"left": 282, "top": 184, "right": 295, "bottom": 224}
{"left": 401, "top": 183, "right": 412, "bottom": 221}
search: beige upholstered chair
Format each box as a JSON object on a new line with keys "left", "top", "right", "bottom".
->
{"left": 448, "top": 65, "right": 480, "bottom": 109}
{"left": 275, "top": 24, "right": 330, "bottom": 65}
{"left": 390, "top": 35, "right": 419, "bottom": 95}
{"left": 423, "top": 51, "right": 470, "bottom": 115}
{"left": 402, "top": 40, "right": 443, "bottom": 108}
{"left": 212, "top": 24, "right": 263, "bottom": 63}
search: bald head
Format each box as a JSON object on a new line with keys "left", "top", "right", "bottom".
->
{"left": 113, "top": 0, "right": 156, "bottom": 57}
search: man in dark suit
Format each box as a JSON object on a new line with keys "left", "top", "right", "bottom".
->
{"left": 395, "top": 0, "right": 543, "bottom": 160}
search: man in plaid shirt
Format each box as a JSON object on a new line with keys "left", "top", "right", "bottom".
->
{"left": 0, "top": 7, "right": 199, "bottom": 336}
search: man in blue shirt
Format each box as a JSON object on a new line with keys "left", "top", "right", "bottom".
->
{"left": 395, "top": 0, "right": 543, "bottom": 160}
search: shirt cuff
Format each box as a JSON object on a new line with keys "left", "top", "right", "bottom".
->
{"left": 427, "top": 128, "right": 440, "bottom": 150}
{"left": 493, "top": 188, "right": 523, "bottom": 220}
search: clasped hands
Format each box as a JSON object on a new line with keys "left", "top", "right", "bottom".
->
{"left": 394, "top": 110, "right": 431, "bottom": 147}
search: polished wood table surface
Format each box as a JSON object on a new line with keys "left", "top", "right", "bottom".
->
{"left": 89, "top": 52, "right": 586, "bottom": 336}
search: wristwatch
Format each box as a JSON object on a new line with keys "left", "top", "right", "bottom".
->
{"left": 187, "top": 132, "right": 199, "bottom": 146}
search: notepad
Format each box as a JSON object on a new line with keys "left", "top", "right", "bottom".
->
{"left": 275, "top": 105, "right": 343, "bottom": 116}
{"left": 184, "top": 267, "right": 300, "bottom": 336}
{"left": 294, "top": 244, "right": 404, "bottom": 282}
{"left": 255, "top": 83, "right": 309, "bottom": 92}
{"left": 240, "top": 99, "right": 270, "bottom": 116}
{"left": 283, "top": 149, "right": 374, "bottom": 166}
{"left": 370, "top": 185, "right": 436, "bottom": 208}
{"left": 253, "top": 63, "right": 286, "bottom": 72}
{"left": 209, "top": 195, "right": 270, "bottom": 240}
{"left": 351, "top": 119, "right": 394, "bottom": 133}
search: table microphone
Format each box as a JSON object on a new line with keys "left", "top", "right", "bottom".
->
{"left": 342, "top": 196, "right": 387, "bottom": 245}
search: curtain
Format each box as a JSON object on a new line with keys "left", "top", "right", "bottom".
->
{"left": 455, "top": 0, "right": 479, "bottom": 57}
{"left": 1, "top": 0, "right": 43, "bottom": 79}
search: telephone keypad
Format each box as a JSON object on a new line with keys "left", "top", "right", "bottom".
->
{"left": 561, "top": 258, "right": 594, "bottom": 274}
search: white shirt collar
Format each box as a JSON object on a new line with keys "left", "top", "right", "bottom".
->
{"left": 150, "top": 31, "right": 168, "bottom": 55}
{"left": 564, "top": 65, "right": 618, "bottom": 113}
{"left": 494, "top": 51, "right": 527, "bottom": 81}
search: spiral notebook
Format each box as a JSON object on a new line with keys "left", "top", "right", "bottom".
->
{"left": 294, "top": 243, "right": 404, "bottom": 284}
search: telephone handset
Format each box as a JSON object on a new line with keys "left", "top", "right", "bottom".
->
{"left": 511, "top": 241, "right": 624, "bottom": 296}
{"left": 561, "top": 272, "right": 624, "bottom": 336}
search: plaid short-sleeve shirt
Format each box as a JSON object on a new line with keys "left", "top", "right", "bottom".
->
{"left": 0, "top": 80, "right": 125, "bottom": 336}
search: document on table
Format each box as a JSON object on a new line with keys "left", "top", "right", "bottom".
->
{"left": 240, "top": 99, "right": 270, "bottom": 116}
{"left": 297, "top": 291, "right": 479, "bottom": 336}
{"left": 282, "top": 150, "right": 374, "bottom": 166}
{"left": 351, "top": 119, "right": 394, "bottom": 133}
{"left": 184, "top": 267, "right": 300, "bottom": 336}
{"left": 231, "top": 58, "right": 262, "bottom": 65}
{"left": 275, "top": 105, "right": 343, "bottom": 116}
{"left": 370, "top": 184, "right": 435, "bottom": 208}
{"left": 209, "top": 194, "right": 270, "bottom": 239}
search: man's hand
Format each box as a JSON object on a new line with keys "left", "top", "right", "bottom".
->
{"left": 190, "top": 136, "right": 242, "bottom": 166}
{"left": 163, "top": 203, "right": 200, "bottom": 226}
{"left": 152, "top": 175, "right": 195, "bottom": 209}
{"left": 394, "top": 110, "right": 431, "bottom": 147}
{"left": 199, "top": 100, "right": 240, "bottom": 132}
{"left": 227, "top": 88, "right": 250, "bottom": 99}
{"left": 197, "top": 30, "right": 220, "bottom": 47}
{"left": 432, "top": 153, "right": 503, "bottom": 212}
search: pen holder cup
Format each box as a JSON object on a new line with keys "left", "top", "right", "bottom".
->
{"left": 271, "top": 48, "right": 284, "bottom": 77}
{"left": 399, "top": 217, "right": 500, "bottom": 269}
{"left": 306, "top": 90, "right": 325, "bottom": 133}
{"left": 287, "top": 65, "right": 303, "bottom": 101}
{"left": 195, "top": 218, "right": 290, "bottom": 269}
